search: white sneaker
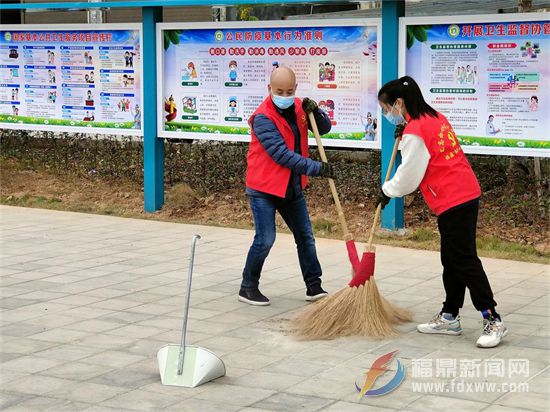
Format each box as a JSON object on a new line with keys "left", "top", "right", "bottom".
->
{"left": 417, "top": 313, "right": 462, "bottom": 335}
{"left": 476, "top": 317, "right": 508, "bottom": 348}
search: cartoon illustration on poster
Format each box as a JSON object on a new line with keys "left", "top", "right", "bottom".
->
{"left": 159, "top": 21, "right": 380, "bottom": 147}
{"left": 404, "top": 17, "right": 549, "bottom": 155}
{"left": 0, "top": 26, "right": 142, "bottom": 134}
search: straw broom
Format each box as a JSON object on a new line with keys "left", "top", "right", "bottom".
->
{"left": 292, "top": 120, "right": 411, "bottom": 339}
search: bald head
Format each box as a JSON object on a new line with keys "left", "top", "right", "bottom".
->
{"left": 268, "top": 66, "right": 297, "bottom": 97}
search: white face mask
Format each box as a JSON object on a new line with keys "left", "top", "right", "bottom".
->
{"left": 383, "top": 101, "right": 406, "bottom": 125}
{"left": 272, "top": 94, "right": 295, "bottom": 110}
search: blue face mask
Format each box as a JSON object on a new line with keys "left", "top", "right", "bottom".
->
{"left": 384, "top": 101, "right": 406, "bottom": 125}
{"left": 272, "top": 94, "right": 295, "bottom": 110}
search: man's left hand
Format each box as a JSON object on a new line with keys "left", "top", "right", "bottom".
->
{"left": 302, "top": 97, "right": 318, "bottom": 114}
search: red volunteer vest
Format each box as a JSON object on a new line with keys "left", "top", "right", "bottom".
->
{"left": 246, "top": 96, "right": 310, "bottom": 198}
{"left": 404, "top": 112, "right": 481, "bottom": 216}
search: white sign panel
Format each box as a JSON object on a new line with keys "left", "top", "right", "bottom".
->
{"left": 0, "top": 24, "right": 143, "bottom": 135}
{"left": 400, "top": 14, "right": 549, "bottom": 157}
{"left": 157, "top": 19, "right": 381, "bottom": 148}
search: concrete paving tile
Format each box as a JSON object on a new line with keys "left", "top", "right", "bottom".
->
{"left": 28, "top": 328, "right": 92, "bottom": 343}
{"left": 2, "top": 396, "right": 90, "bottom": 412}
{"left": 1, "top": 375, "right": 75, "bottom": 396}
{"left": 0, "top": 309, "right": 52, "bottom": 324}
{"left": 494, "top": 391, "right": 548, "bottom": 411}
{"left": 41, "top": 361, "right": 117, "bottom": 381}
{"left": 0, "top": 297, "right": 39, "bottom": 310}
{"left": 99, "top": 311, "right": 155, "bottom": 324}
{"left": 526, "top": 375, "right": 550, "bottom": 394}
{"left": 122, "top": 338, "right": 170, "bottom": 357}
{"left": 1, "top": 355, "right": 66, "bottom": 373}
{"left": 10, "top": 289, "right": 68, "bottom": 300}
{"left": 61, "top": 306, "right": 116, "bottom": 320}
{"left": 64, "top": 319, "right": 122, "bottom": 334}
{"left": 285, "top": 376, "right": 356, "bottom": 400}
{"left": 514, "top": 336, "right": 549, "bottom": 350}
{"left": 138, "top": 380, "right": 210, "bottom": 397}
{"left": 25, "top": 313, "right": 88, "bottom": 329}
{"left": 86, "top": 299, "right": 142, "bottom": 311}
{"left": 193, "top": 335, "right": 257, "bottom": 357}
{"left": 90, "top": 368, "right": 158, "bottom": 389}
{"left": 50, "top": 295, "right": 105, "bottom": 306}
{"left": 1, "top": 207, "right": 548, "bottom": 412}
{"left": 482, "top": 405, "right": 534, "bottom": 412}
{"left": 80, "top": 350, "right": 146, "bottom": 368}
{"left": 46, "top": 381, "right": 128, "bottom": 404}
{"left": 0, "top": 352, "right": 20, "bottom": 363}
{"left": 1, "top": 322, "right": 49, "bottom": 337}
{"left": 251, "top": 392, "right": 335, "bottom": 411}
{"left": 71, "top": 333, "right": 136, "bottom": 350}
{"left": 104, "top": 324, "right": 169, "bottom": 339}
{"left": 165, "top": 398, "right": 241, "bottom": 412}
{"left": 34, "top": 344, "right": 104, "bottom": 361}
{"left": 221, "top": 350, "right": 283, "bottom": 371}
{"left": 0, "top": 286, "right": 30, "bottom": 298}
{"left": 99, "top": 388, "right": 182, "bottom": 411}
{"left": 0, "top": 371, "right": 29, "bottom": 386}
{"left": 193, "top": 383, "right": 275, "bottom": 407}
{"left": 0, "top": 337, "right": 58, "bottom": 354}
{"left": 0, "top": 391, "right": 36, "bottom": 410}
{"left": 326, "top": 401, "right": 401, "bottom": 412}
{"left": 406, "top": 394, "right": 488, "bottom": 411}
{"left": 232, "top": 371, "right": 306, "bottom": 391}
{"left": 124, "top": 302, "right": 177, "bottom": 316}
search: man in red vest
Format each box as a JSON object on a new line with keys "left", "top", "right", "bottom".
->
{"left": 239, "top": 66, "right": 334, "bottom": 306}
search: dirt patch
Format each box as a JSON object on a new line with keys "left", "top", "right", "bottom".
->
{"left": 1, "top": 157, "right": 548, "bottom": 263}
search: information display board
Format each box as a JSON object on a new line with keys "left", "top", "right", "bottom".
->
{"left": 158, "top": 20, "right": 381, "bottom": 148}
{"left": 0, "top": 24, "right": 142, "bottom": 135}
{"left": 400, "top": 14, "right": 549, "bottom": 157}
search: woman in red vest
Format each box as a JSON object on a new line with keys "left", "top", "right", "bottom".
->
{"left": 377, "top": 76, "right": 507, "bottom": 348}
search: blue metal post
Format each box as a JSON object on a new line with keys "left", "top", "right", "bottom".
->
{"left": 381, "top": 0, "right": 405, "bottom": 230}
{"left": 143, "top": 6, "right": 164, "bottom": 212}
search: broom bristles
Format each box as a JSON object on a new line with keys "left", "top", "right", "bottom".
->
{"left": 292, "top": 279, "right": 398, "bottom": 340}
{"left": 382, "top": 295, "right": 413, "bottom": 323}
{"left": 349, "top": 268, "right": 413, "bottom": 325}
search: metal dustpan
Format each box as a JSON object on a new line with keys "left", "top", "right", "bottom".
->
{"left": 157, "top": 234, "right": 225, "bottom": 387}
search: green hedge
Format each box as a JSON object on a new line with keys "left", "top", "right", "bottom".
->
{"left": 0, "top": 130, "right": 547, "bottom": 205}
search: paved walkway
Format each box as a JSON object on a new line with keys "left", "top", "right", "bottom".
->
{"left": 0, "top": 206, "right": 548, "bottom": 411}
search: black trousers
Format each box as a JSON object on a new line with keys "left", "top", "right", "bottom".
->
{"left": 437, "top": 198, "right": 497, "bottom": 314}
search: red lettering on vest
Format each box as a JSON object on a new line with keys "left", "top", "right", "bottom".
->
{"left": 404, "top": 112, "right": 481, "bottom": 215}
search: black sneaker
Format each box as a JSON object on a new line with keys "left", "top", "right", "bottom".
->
{"left": 306, "top": 284, "right": 328, "bottom": 301}
{"left": 238, "top": 288, "right": 270, "bottom": 306}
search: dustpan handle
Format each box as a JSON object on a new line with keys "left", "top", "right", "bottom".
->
{"left": 308, "top": 111, "right": 352, "bottom": 242}
{"left": 177, "top": 234, "right": 201, "bottom": 375}
{"left": 366, "top": 137, "right": 401, "bottom": 249}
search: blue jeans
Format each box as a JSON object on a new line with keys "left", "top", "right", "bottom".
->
{"left": 241, "top": 191, "right": 322, "bottom": 290}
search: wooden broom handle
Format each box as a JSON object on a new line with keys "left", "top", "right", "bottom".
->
{"left": 366, "top": 137, "right": 401, "bottom": 250}
{"left": 308, "top": 111, "right": 352, "bottom": 242}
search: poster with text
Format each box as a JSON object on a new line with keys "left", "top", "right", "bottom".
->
{"left": 158, "top": 20, "right": 380, "bottom": 148}
{"left": 401, "top": 14, "right": 549, "bottom": 157}
{"left": 0, "top": 24, "right": 142, "bottom": 135}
